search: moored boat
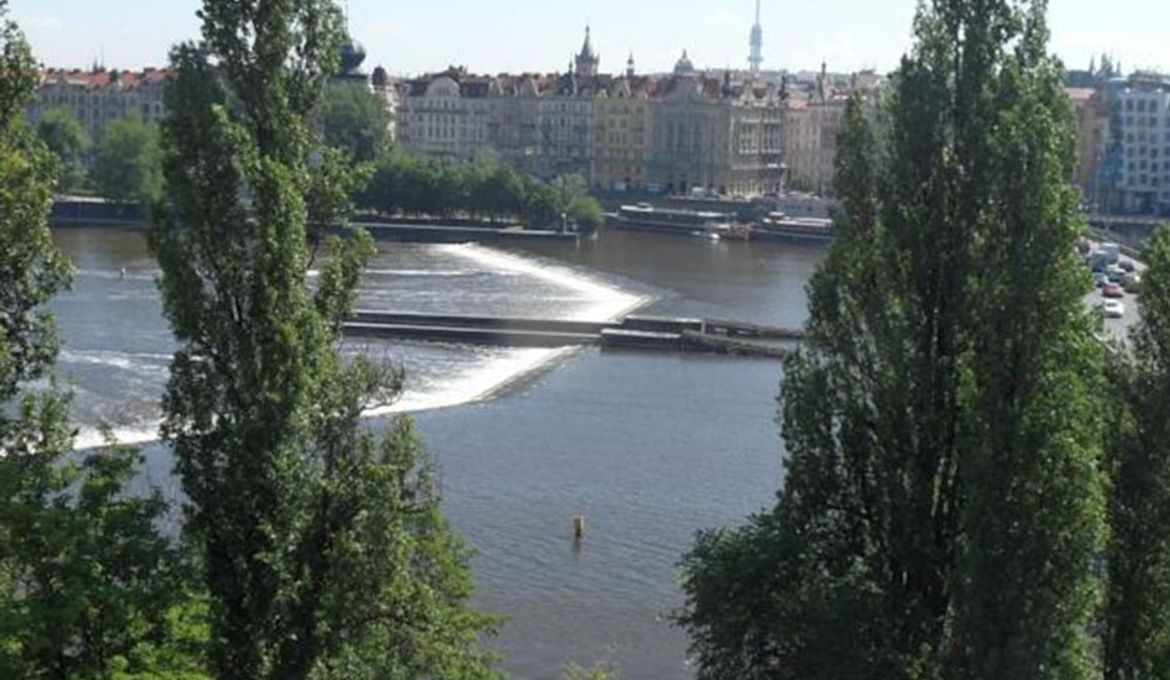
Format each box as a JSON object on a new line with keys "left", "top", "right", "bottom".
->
{"left": 608, "top": 204, "right": 731, "bottom": 235}
{"left": 753, "top": 211, "right": 834, "bottom": 243}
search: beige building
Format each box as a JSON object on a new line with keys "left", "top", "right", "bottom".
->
{"left": 395, "top": 69, "right": 495, "bottom": 163}
{"left": 647, "top": 55, "right": 784, "bottom": 196}
{"left": 29, "top": 67, "right": 170, "bottom": 145}
{"left": 783, "top": 64, "right": 851, "bottom": 195}
{"left": 784, "top": 97, "right": 846, "bottom": 194}
{"left": 593, "top": 70, "right": 653, "bottom": 191}
{"left": 396, "top": 34, "right": 788, "bottom": 198}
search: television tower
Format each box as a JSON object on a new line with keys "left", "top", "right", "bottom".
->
{"left": 748, "top": 0, "right": 763, "bottom": 73}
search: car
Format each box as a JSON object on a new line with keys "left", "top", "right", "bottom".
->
{"left": 1106, "top": 264, "right": 1127, "bottom": 283}
{"left": 1093, "top": 271, "right": 1110, "bottom": 287}
{"left": 1119, "top": 259, "right": 1136, "bottom": 273}
{"left": 1103, "top": 299, "right": 1125, "bottom": 319}
{"left": 1103, "top": 282, "right": 1125, "bottom": 299}
{"left": 1124, "top": 273, "right": 1142, "bottom": 294}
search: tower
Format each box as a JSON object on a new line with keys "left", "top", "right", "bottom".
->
{"left": 748, "top": 0, "right": 763, "bottom": 74}
{"left": 627, "top": 52, "right": 635, "bottom": 78}
{"left": 575, "top": 25, "right": 600, "bottom": 79}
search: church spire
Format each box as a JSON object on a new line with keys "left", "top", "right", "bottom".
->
{"left": 575, "top": 24, "right": 599, "bottom": 79}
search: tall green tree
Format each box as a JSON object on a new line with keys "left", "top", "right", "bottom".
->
{"left": 36, "top": 106, "right": 91, "bottom": 193}
{"left": 0, "top": 5, "right": 195, "bottom": 678}
{"left": 1104, "top": 225, "right": 1170, "bottom": 679}
{"left": 319, "top": 80, "right": 392, "bottom": 163}
{"left": 680, "top": 2, "right": 1105, "bottom": 678}
{"left": 150, "top": 2, "right": 499, "bottom": 679}
{"left": 92, "top": 116, "right": 163, "bottom": 207}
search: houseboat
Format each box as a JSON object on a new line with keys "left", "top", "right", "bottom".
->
{"left": 608, "top": 204, "right": 732, "bottom": 236}
{"left": 753, "top": 212, "right": 834, "bottom": 243}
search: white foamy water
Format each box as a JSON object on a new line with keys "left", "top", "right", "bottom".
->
{"left": 70, "top": 243, "right": 650, "bottom": 450}
{"left": 440, "top": 243, "right": 647, "bottom": 321}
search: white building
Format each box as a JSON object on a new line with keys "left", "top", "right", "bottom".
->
{"left": 1108, "top": 74, "right": 1170, "bottom": 214}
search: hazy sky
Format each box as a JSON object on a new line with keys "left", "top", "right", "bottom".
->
{"left": 10, "top": 0, "right": 1169, "bottom": 77}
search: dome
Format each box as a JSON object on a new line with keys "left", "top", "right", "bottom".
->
{"left": 339, "top": 41, "right": 367, "bottom": 75}
{"left": 371, "top": 65, "right": 390, "bottom": 88}
{"left": 673, "top": 50, "right": 695, "bottom": 75}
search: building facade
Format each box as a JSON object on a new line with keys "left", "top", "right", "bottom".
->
{"left": 592, "top": 73, "right": 653, "bottom": 191}
{"left": 1100, "top": 74, "right": 1170, "bottom": 215}
{"left": 395, "top": 30, "right": 789, "bottom": 198}
{"left": 29, "top": 67, "right": 170, "bottom": 146}
{"left": 1066, "top": 86, "right": 1110, "bottom": 207}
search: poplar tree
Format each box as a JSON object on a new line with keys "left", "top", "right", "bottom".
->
{"left": 0, "top": 4, "right": 189, "bottom": 677}
{"left": 681, "top": 1, "right": 1105, "bottom": 678}
{"left": 150, "top": 2, "right": 498, "bottom": 678}
{"left": 1104, "top": 226, "right": 1170, "bottom": 679}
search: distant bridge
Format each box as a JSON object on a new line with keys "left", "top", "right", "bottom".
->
{"left": 343, "top": 311, "right": 804, "bottom": 359}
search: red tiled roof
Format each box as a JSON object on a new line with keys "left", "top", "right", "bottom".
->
{"left": 39, "top": 67, "right": 174, "bottom": 90}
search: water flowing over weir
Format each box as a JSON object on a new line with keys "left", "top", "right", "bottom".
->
{"left": 56, "top": 239, "right": 650, "bottom": 451}
{"left": 52, "top": 226, "right": 828, "bottom": 677}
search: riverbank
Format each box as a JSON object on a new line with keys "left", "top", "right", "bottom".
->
{"left": 50, "top": 199, "right": 578, "bottom": 243}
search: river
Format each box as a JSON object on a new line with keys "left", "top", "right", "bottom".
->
{"left": 50, "top": 226, "right": 826, "bottom": 679}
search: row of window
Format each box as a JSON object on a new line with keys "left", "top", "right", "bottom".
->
{"left": 1121, "top": 116, "right": 1170, "bottom": 129}
{"left": 1122, "top": 97, "right": 1170, "bottom": 113}
{"left": 1120, "top": 175, "right": 1167, "bottom": 187}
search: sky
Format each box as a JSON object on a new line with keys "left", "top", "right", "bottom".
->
{"left": 9, "top": 0, "right": 1169, "bottom": 77}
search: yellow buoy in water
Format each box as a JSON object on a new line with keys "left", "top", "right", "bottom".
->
{"left": 573, "top": 514, "right": 586, "bottom": 539}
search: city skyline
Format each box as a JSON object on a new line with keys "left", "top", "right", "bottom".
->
{"left": 10, "top": 0, "right": 1169, "bottom": 77}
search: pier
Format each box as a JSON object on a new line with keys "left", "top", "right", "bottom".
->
{"left": 343, "top": 311, "right": 802, "bottom": 358}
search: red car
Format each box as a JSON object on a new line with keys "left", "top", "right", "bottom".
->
{"left": 1103, "top": 283, "right": 1125, "bottom": 299}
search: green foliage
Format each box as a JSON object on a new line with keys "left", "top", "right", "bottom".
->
{"left": 1104, "top": 224, "right": 1170, "bottom": 679}
{"left": 319, "top": 80, "right": 392, "bottom": 163}
{"left": 562, "top": 662, "right": 620, "bottom": 680}
{"left": 151, "top": 2, "right": 499, "bottom": 679}
{"left": 1, "top": 7, "right": 193, "bottom": 679}
{"left": 92, "top": 117, "right": 163, "bottom": 207}
{"left": 0, "top": 442, "right": 193, "bottom": 679}
{"left": 681, "top": 2, "right": 1106, "bottom": 678}
{"left": 36, "top": 106, "right": 91, "bottom": 193}
{"left": 360, "top": 150, "right": 593, "bottom": 229}
{"left": 568, "top": 195, "right": 605, "bottom": 232}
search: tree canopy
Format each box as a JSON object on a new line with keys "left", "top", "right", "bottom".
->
{"left": 92, "top": 117, "right": 162, "bottom": 207}
{"left": 359, "top": 150, "right": 600, "bottom": 230}
{"left": 681, "top": 1, "right": 1106, "bottom": 677}
{"left": 319, "top": 80, "right": 393, "bottom": 163}
{"left": 150, "top": 1, "right": 500, "bottom": 678}
{"left": 1104, "top": 225, "right": 1170, "bottom": 679}
{"left": 36, "top": 106, "right": 90, "bottom": 193}
{"left": 0, "top": 5, "right": 190, "bottom": 678}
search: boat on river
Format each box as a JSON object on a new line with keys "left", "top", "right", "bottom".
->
{"left": 753, "top": 211, "right": 834, "bottom": 243}
{"left": 608, "top": 204, "right": 730, "bottom": 236}
{"left": 709, "top": 222, "right": 754, "bottom": 241}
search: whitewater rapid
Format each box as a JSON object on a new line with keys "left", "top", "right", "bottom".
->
{"left": 70, "top": 243, "right": 650, "bottom": 450}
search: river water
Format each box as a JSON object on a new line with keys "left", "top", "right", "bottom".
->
{"left": 50, "top": 226, "right": 825, "bottom": 679}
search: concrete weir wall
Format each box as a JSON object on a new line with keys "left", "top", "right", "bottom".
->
{"left": 343, "top": 311, "right": 802, "bottom": 358}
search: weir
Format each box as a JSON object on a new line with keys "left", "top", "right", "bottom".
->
{"left": 343, "top": 311, "right": 803, "bottom": 358}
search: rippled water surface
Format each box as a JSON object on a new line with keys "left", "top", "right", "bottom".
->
{"left": 51, "top": 226, "right": 826, "bottom": 678}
